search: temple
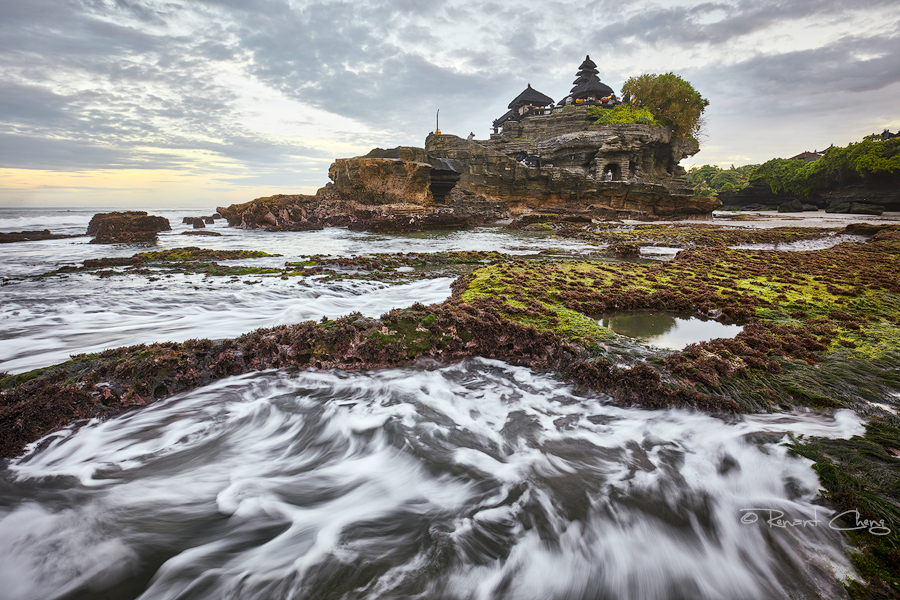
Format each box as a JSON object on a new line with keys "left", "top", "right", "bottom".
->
{"left": 250, "top": 52, "right": 720, "bottom": 232}
{"left": 492, "top": 84, "right": 554, "bottom": 133}
{"left": 492, "top": 56, "right": 618, "bottom": 133}
{"left": 564, "top": 55, "right": 615, "bottom": 105}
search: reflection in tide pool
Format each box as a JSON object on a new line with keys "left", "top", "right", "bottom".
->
{"left": 600, "top": 311, "right": 743, "bottom": 350}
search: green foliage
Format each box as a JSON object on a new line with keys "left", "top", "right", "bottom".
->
{"left": 588, "top": 104, "right": 659, "bottom": 127}
{"left": 621, "top": 73, "right": 709, "bottom": 140}
{"left": 749, "top": 137, "right": 900, "bottom": 199}
{"left": 686, "top": 164, "right": 757, "bottom": 196}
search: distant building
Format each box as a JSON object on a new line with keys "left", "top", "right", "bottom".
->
{"left": 866, "top": 129, "right": 897, "bottom": 141}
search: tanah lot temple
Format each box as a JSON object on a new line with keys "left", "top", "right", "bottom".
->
{"left": 491, "top": 55, "right": 619, "bottom": 134}
{"left": 219, "top": 54, "right": 721, "bottom": 233}
{"left": 419, "top": 54, "right": 717, "bottom": 219}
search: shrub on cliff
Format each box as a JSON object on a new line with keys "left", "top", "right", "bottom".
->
{"left": 588, "top": 104, "right": 658, "bottom": 127}
{"left": 622, "top": 73, "right": 708, "bottom": 140}
{"left": 749, "top": 137, "right": 900, "bottom": 198}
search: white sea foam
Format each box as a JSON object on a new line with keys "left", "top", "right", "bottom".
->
{"left": 0, "top": 275, "right": 455, "bottom": 373}
{"left": 0, "top": 360, "right": 862, "bottom": 600}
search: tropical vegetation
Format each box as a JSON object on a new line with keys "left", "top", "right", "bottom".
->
{"left": 588, "top": 103, "right": 658, "bottom": 127}
{"left": 749, "top": 137, "right": 900, "bottom": 199}
{"left": 621, "top": 73, "right": 709, "bottom": 140}
{"left": 686, "top": 164, "right": 756, "bottom": 196}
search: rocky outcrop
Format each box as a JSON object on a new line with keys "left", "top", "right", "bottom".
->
{"left": 219, "top": 109, "right": 718, "bottom": 231}
{"left": 329, "top": 151, "right": 434, "bottom": 207}
{"left": 720, "top": 172, "right": 900, "bottom": 213}
{"left": 426, "top": 132, "right": 719, "bottom": 219}
{"left": 0, "top": 230, "right": 77, "bottom": 243}
{"left": 87, "top": 211, "right": 171, "bottom": 244}
{"left": 826, "top": 202, "right": 884, "bottom": 215}
{"left": 217, "top": 194, "right": 328, "bottom": 231}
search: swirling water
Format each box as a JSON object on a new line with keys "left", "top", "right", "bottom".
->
{"left": 0, "top": 360, "right": 863, "bottom": 600}
{"left": 0, "top": 208, "right": 871, "bottom": 599}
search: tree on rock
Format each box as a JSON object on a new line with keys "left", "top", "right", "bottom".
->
{"left": 622, "top": 73, "right": 708, "bottom": 141}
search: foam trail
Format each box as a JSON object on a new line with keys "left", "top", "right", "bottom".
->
{"left": 0, "top": 359, "right": 861, "bottom": 600}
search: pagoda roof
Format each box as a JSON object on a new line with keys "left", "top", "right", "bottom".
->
{"left": 493, "top": 109, "right": 516, "bottom": 127}
{"left": 507, "top": 84, "right": 554, "bottom": 109}
{"left": 578, "top": 55, "right": 597, "bottom": 70}
{"left": 571, "top": 76, "right": 614, "bottom": 99}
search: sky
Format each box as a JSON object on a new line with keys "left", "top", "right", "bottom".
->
{"left": 1, "top": 0, "right": 898, "bottom": 208}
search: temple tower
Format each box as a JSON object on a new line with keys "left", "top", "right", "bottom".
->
{"left": 564, "top": 55, "right": 615, "bottom": 105}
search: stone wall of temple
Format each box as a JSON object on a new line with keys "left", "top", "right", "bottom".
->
{"left": 478, "top": 108, "right": 699, "bottom": 193}
{"left": 425, "top": 133, "right": 718, "bottom": 218}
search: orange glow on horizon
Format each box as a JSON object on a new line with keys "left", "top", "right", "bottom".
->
{"left": 0, "top": 168, "right": 322, "bottom": 208}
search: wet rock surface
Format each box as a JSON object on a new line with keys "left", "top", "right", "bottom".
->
{"left": 4, "top": 220, "right": 900, "bottom": 597}
{"left": 8, "top": 224, "right": 900, "bottom": 459}
{"left": 87, "top": 211, "right": 171, "bottom": 244}
{"left": 0, "top": 230, "right": 78, "bottom": 243}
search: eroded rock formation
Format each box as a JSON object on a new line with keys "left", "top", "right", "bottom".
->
{"left": 719, "top": 172, "right": 900, "bottom": 213}
{"left": 219, "top": 107, "right": 718, "bottom": 232}
{"left": 426, "top": 129, "right": 718, "bottom": 219}
{"left": 87, "top": 211, "right": 171, "bottom": 244}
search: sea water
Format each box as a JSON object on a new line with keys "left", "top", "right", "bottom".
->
{"left": 0, "top": 360, "right": 862, "bottom": 600}
{"left": 0, "top": 207, "right": 876, "bottom": 599}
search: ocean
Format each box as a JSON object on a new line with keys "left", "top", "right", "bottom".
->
{"left": 0, "top": 207, "right": 879, "bottom": 599}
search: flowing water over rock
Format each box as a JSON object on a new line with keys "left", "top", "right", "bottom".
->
{"left": 0, "top": 360, "right": 862, "bottom": 600}
{"left": 0, "top": 207, "right": 876, "bottom": 598}
{"left": 0, "top": 208, "right": 594, "bottom": 373}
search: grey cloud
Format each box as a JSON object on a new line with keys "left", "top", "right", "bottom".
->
{"left": 0, "top": 132, "right": 182, "bottom": 170}
{"left": 691, "top": 30, "right": 900, "bottom": 106}
{"left": 1, "top": 0, "right": 897, "bottom": 176}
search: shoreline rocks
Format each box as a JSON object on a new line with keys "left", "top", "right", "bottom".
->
{"left": 719, "top": 172, "right": 900, "bottom": 213}
{"left": 87, "top": 211, "right": 171, "bottom": 244}
{"left": 0, "top": 230, "right": 78, "bottom": 243}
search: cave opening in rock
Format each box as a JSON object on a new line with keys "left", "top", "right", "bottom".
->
{"left": 602, "top": 163, "right": 621, "bottom": 181}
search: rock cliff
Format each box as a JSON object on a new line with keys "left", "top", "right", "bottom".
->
{"left": 719, "top": 172, "right": 900, "bottom": 214}
{"left": 219, "top": 107, "right": 719, "bottom": 231}
{"left": 425, "top": 131, "right": 718, "bottom": 219}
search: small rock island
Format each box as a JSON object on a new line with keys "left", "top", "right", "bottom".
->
{"left": 219, "top": 56, "right": 719, "bottom": 232}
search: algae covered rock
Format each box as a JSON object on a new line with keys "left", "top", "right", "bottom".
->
{"left": 87, "top": 211, "right": 171, "bottom": 244}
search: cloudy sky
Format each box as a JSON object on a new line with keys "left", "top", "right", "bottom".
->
{"left": 1, "top": 0, "right": 898, "bottom": 208}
